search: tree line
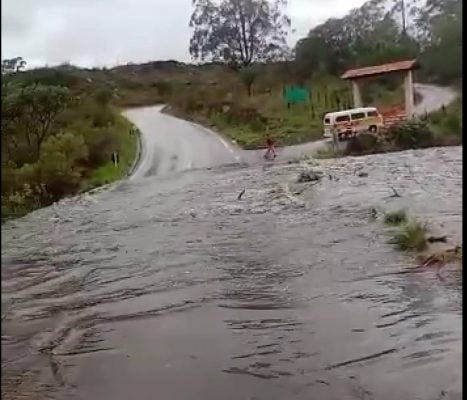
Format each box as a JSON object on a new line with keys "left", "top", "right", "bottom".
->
{"left": 189, "top": 0, "right": 461, "bottom": 89}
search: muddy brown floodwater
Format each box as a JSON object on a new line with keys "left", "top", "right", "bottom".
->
{"left": 2, "top": 144, "right": 462, "bottom": 400}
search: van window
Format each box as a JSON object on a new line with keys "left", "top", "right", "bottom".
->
{"left": 367, "top": 110, "right": 378, "bottom": 117}
{"left": 335, "top": 115, "right": 350, "bottom": 123}
{"left": 351, "top": 112, "right": 365, "bottom": 120}
{"left": 324, "top": 118, "right": 331, "bottom": 124}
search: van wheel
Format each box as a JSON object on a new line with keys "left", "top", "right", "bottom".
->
{"left": 369, "top": 125, "right": 377, "bottom": 133}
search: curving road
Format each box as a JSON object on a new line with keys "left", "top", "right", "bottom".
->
{"left": 414, "top": 83, "right": 457, "bottom": 115}
{"left": 125, "top": 84, "right": 457, "bottom": 175}
{"left": 124, "top": 106, "right": 242, "bottom": 179}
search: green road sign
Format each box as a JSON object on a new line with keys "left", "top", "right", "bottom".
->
{"left": 283, "top": 86, "right": 309, "bottom": 104}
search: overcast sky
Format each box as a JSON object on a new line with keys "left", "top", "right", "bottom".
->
{"left": 2, "top": 0, "right": 365, "bottom": 68}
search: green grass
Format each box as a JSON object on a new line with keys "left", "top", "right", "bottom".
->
{"left": 426, "top": 99, "right": 462, "bottom": 146}
{"left": 81, "top": 112, "right": 138, "bottom": 191}
{"left": 205, "top": 93, "right": 326, "bottom": 148}
{"left": 384, "top": 209, "right": 408, "bottom": 226}
{"left": 389, "top": 219, "right": 429, "bottom": 252}
{"left": 166, "top": 73, "right": 354, "bottom": 148}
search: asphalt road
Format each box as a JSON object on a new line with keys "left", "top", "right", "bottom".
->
{"left": 125, "top": 84, "right": 457, "bottom": 177}
{"left": 124, "top": 106, "right": 242, "bottom": 179}
{"left": 414, "top": 83, "right": 457, "bottom": 115}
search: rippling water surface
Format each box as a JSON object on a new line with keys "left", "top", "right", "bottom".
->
{"left": 2, "top": 146, "right": 462, "bottom": 400}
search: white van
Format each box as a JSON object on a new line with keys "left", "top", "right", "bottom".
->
{"left": 323, "top": 107, "right": 384, "bottom": 140}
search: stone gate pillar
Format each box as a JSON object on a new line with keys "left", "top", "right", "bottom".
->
{"left": 351, "top": 80, "right": 363, "bottom": 108}
{"left": 404, "top": 70, "right": 415, "bottom": 118}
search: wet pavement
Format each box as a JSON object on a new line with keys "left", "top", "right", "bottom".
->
{"left": 1, "top": 107, "right": 462, "bottom": 400}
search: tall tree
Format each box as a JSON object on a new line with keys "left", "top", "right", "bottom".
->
{"left": 2, "top": 84, "right": 73, "bottom": 160}
{"left": 294, "top": 0, "right": 420, "bottom": 78}
{"left": 416, "top": 0, "right": 462, "bottom": 83}
{"left": 238, "top": 64, "right": 260, "bottom": 96}
{"left": 2, "top": 57, "right": 26, "bottom": 75}
{"left": 189, "top": 0, "right": 291, "bottom": 68}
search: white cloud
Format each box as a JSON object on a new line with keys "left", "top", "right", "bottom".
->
{"left": 1, "top": 0, "right": 367, "bottom": 67}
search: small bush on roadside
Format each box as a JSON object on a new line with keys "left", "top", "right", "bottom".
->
{"left": 390, "top": 219, "right": 429, "bottom": 252}
{"left": 72, "top": 99, "right": 115, "bottom": 127}
{"left": 91, "top": 106, "right": 115, "bottom": 127}
{"left": 83, "top": 128, "right": 121, "bottom": 168}
{"left": 344, "top": 133, "right": 380, "bottom": 155}
{"left": 388, "top": 121, "right": 435, "bottom": 149}
{"left": 2, "top": 188, "right": 43, "bottom": 220}
{"left": 38, "top": 133, "right": 88, "bottom": 202}
{"left": 2, "top": 163, "right": 43, "bottom": 219}
{"left": 441, "top": 112, "right": 461, "bottom": 133}
{"left": 425, "top": 101, "right": 462, "bottom": 145}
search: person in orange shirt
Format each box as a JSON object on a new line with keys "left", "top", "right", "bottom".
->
{"left": 264, "top": 134, "right": 276, "bottom": 160}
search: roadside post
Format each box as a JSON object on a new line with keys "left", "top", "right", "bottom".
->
{"left": 112, "top": 152, "right": 119, "bottom": 168}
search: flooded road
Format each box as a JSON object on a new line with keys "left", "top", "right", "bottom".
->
{"left": 2, "top": 107, "right": 462, "bottom": 400}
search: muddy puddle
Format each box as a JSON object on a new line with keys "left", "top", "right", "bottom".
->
{"left": 1, "top": 146, "right": 462, "bottom": 400}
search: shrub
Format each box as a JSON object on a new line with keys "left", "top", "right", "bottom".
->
{"left": 94, "top": 87, "right": 114, "bottom": 106}
{"left": 2, "top": 163, "right": 44, "bottom": 219}
{"left": 344, "top": 133, "right": 379, "bottom": 155}
{"left": 91, "top": 106, "right": 115, "bottom": 127}
{"left": 15, "top": 68, "right": 81, "bottom": 88}
{"left": 2, "top": 189, "right": 42, "bottom": 220}
{"left": 73, "top": 99, "right": 116, "bottom": 127}
{"left": 388, "top": 121, "right": 434, "bottom": 149}
{"left": 223, "top": 104, "right": 267, "bottom": 126}
{"left": 428, "top": 110, "right": 443, "bottom": 124}
{"left": 390, "top": 220, "right": 429, "bottom": 252}
{"left": 153, "top": 81, "right": 172, "bottom": 97}
{"left": 443, "top": 112, "right": 461, "bottom": 133}
{"left": 38, "top": 132, "right": 88, "bottom": 201}
{"left": 41, "top": 132, "right": 88, "bottom": 164}
{"left": 1, "top": 161, "right": 18, "bottom": 194}
{"left": 83, "top": 128, "right": 121, "bottom": 168}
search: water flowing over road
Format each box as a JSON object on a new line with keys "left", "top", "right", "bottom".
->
{"left": 414, "top": 84, "right": 458, "bottom": 115}
{"left": 2, "top": 104, "right": 462, "bottom": 400}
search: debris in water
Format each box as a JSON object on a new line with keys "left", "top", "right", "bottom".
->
{"left": 297, "top": 170, "right": 321, "bottom": 183}
{"left": 418, "top": 245, "right": 462, "bottom": 268}
{"left": 237, "top": 189, "right": 246, "bottom": 200}
{"left": 353, "top": 166, "right": 363, "bottom": 175}
{"left": 388, "top": 187, "right": 401, "bottom": 198}
{"left": 427, "top": 235, "right": 448, "bottom": 243}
